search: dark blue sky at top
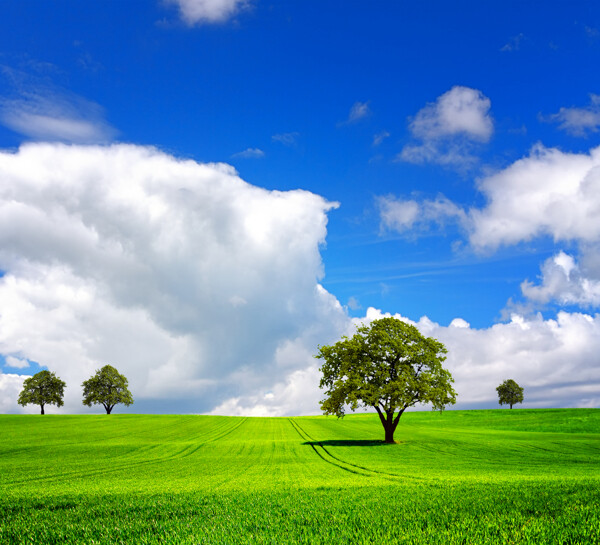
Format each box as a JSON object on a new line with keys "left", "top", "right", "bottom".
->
{"left": 1, "top": 0, "right": 599, "bottom": 330}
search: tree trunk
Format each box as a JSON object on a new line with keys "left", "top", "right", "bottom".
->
{"left": 40, "top": 404, "right": 45, "bottom": 415}
{"left": 384, "top": 424, "right": 395, "bottom": 444}
{"left": 510, "top": 403, "right": 513, "bottom": 409}
{"left": 106, "top": 405, "right": 112, "bottom": 414}
{"left": 375, "top": 406, "right": 404, "bottom": 443}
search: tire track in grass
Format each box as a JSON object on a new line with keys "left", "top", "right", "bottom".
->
{"left": 178, "top": 417, "right": 248, "bottom": 459}
{"left": 2, "top": 418, "right": 249, "bottom": 488}
{"left": 289, "top": 418, "right": 429, "bottom": 482}
{"left": 288, "top": 418, "right": 383, "bottom": 479}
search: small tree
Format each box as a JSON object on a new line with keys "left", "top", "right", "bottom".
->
{"left": 17, "top": 370, "right": 66, "bottom": 415}
{"left": 82, "top": 365, "right": 133, "bottom": 414}
{"left": 496, "top": 379, "right": 524, "bottom": 409}
{"left": 316, "top": 317, "right": 457, "bottom": 443}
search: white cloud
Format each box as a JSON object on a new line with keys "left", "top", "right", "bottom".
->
{"left": 231, "top": 147, "right": 265, "bottom": 159}
{"left": 449, "top": 317, "right": 470, "bottom": 328}
{"left": 339, "top": 101, "right": 371, "bottom": 126}
{"left": 469, "top": 144, "right": 600, "bottom": 250}
{"left": 543, "top": 94, "right": 600, "bottom": 137}
{"left": 381, "top": 144, "right": 600, "bottom": 251}
{"left": 210, "top": 365, "right": 323, "bottom": 416}
{"left": 165, "top": 0, "right": 249, "bottom": 25}
{"left": 0, "top": 106, "right": 113, "bottom": 143}
{"left": 0, "top": 66, "right": 115, "bottom": 144}
{"left": 378, "top": 194, "right": 466, "bottom": 234}
{"left": 5, "top": 356, "right": 29, "bottom": 369}
{"left": 521, "top": 251, "right": 600, "bottom": 307}
{"left": 500, "top": 33, "right": 524, "bottom": 52}
{"left": 0, "top": 372, "right": 27, "bottom": 414}
{"left": 0, "top": 143, "right": 348, "bottom": 415}
{"left": 358, "top": 307, "right": 600, "bottom": 409}
{"left": 272, "top": 132, "right": 299, "bottom": 147}
{"left": 347, "top": 296, "right": 361, "bottom": 311}
{"left": 372, "top": 130, "right": 390, "bottom": 147}
{"left": 399, "top": 86, "right": 493, "bottom": 168}
{"left": 379, "top": 143, "right": 600, "bottom": 312}
{"left": 409, "top": 86, "right": 493, "bottom": 141}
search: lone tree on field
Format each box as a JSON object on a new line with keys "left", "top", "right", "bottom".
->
{"left": 17, "top": 370, "right": 66, "bottom": 415}
{"left": 496, "top": 379, "right": 524, "bottom": 409}
{"left": 316, "top": 317, "right": 457, "bottom": 443}
{"left": 82, "top": 365, "right": 134, "bottom": 414}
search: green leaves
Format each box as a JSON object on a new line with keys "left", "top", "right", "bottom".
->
{"left": 316, "top": 317, "right": 457, "bottom": 441}
{"left": 17, "top": 370, "right": 66, "bottom": 414}
{"left": 496, "top": 379, "right": 524, "bottom": 409}
{"left": 82, "top": 365, "right": 134, "bottom": 414}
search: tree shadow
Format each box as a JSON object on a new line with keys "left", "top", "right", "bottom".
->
{"left": 303, "top": 439, "right": 385, "bottom": 447}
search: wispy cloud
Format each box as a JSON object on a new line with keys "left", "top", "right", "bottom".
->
{"left": 378, "top": 194, "right": 467, "bottom": 236}
{"left": 372, "top": 130, "right": 390, "bottom": 147}
{"left": 231, "top": 147, "right": 265, "bottom": 159}
{"left": 346, "top": 296, "right": 362, "bottom": 311}
{"left": 585, "top": 26, "right": 600, "bottom": 40}
{"left": 541, "top": 94, "right": 600, "bottom": 137}
{"left": 0, "top": 65, "right": 116, "bottom": 144}
{"left": 272, "top": 132, "right": 299, "bottom": 147}
{"left": 165, "top": 0, "right": 250, "bottom": 25}
{"left": 500, "top": 33, "right": 525, "bottom": 52}
{"left": 338, "top": 101, "right": 371, "bottom": 126}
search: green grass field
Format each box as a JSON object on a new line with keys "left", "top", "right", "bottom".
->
{"left": 1, "top": 409, "right": 599, "bottom": 544}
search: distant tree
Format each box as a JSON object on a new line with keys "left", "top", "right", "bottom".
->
{"left": 17, "top": 370, "right": 66, "bottom": 415}
{"left": 496, "top": 379, "right": 524, "bottom": 409}
{"left": 316, "top": 317, "right": 457, "bottom": 443}
{"left": 82, "top": 365, "right": 133, "bottom": 414}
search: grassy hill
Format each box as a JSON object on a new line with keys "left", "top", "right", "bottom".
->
{"left": 1, "top": 409, "right": 599, "bottom": 543}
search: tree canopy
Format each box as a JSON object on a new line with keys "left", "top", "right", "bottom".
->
{"left": 316, "top": 317, "right": 457, "bottom": 443}
{"left": 82, "top": 365, "right": 134, "bottom": 414}
{"left": 17, "top": 370, "right": 66, "bottom": 415}
{"left": 496, "top": 379, "right": 524, "bottom": 409}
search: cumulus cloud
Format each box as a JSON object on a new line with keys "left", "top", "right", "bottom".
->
{"left": 469, "top": 144, "right": 600, "bottom": 250}
{"left": 0, "top": 143, "right": 348, "bottom": 415}
{"left": 165, "top": 0, "right": 249, "bottom": 25}
{"left": 379, "top": 143, "right": 600, "bottom": 314}
{"left": 358, "top": 307, "right": 600, "bottom": 409}
{"left": 399, "top": 86, "right": 493, "bottom": 168}
{"left": 0, "top": 372, "right": 26, "bottom": 414}
{"left": 382, "top": 144, "right": 600, "bottom": 251}
{"left": 543, "top": 94, "right": 600, "bottom": 137}
{"left": 521, "top": 251, "right": 600, "bottom": 307}
{"left": 5, "top": 356, "right": 30, "bottom": 369}
{"left": 0, "top": 66, "right": 115, "bottom": 144}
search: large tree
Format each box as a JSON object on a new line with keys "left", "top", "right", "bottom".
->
{"left": 17, "top": 370, "right": 66, "bottom": 415}
{"left": 496, "top": 379, "right": 524, "bottom": 409}
{"left": 316, "top": 317, "right": 457, "bottom": 443}
{"left": 82, "top": 365, "right": 134, "bottom": 414}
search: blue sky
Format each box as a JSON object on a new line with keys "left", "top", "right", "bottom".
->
{"left": 1, "top": 1, "right": 600, "bottom": 414}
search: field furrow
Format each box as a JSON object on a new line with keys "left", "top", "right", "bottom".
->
{"left": 1, "top": 409, "right": 599, "bottom": 543}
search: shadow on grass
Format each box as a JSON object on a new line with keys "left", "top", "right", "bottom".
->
{"left": 303, "top": 439, "right": 386, "bottom": 447}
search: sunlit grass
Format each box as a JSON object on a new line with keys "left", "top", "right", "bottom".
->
{"left": 1, "top": 409, "right": 599, "bottom": 543}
